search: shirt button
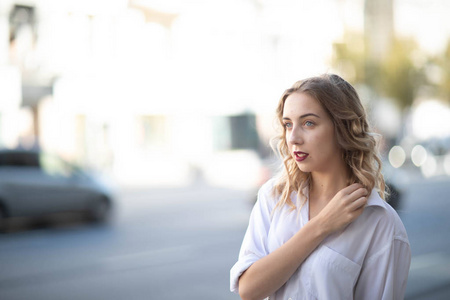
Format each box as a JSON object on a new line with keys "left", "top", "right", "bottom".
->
{"left": 288, "top": 298, "right": 292, "bottom": 300}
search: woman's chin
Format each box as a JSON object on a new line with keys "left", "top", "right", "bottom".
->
{"left": 296, "top": 163, "right": 312, "bottom": 173}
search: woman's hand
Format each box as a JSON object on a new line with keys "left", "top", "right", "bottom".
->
{"left": 315, "top": 183, "right": 368, "bottom": 235}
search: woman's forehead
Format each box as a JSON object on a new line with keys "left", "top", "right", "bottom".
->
{"left": 283, "top": 92, "right": 326, "bottom": 117}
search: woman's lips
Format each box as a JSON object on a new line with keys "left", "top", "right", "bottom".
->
{"left": 294, "top": 151, "right": 309, "bottom": 162}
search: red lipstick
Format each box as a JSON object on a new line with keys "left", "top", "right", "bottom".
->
{"left": 294, "top": 151, "right": 309, "bottom": 162}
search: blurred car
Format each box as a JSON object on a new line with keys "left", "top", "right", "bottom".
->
{"left": 0, "top": 148, "right": 114, "bottom": 228}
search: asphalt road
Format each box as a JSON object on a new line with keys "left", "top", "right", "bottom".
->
{"left": 1, "top": 176, "right": 450, "bottom": 299}
{"left": 399, "top": 177, "right": 450, "bottom": 300}
{"left": 0, "top": 184, "right": 250, "bottom": 300}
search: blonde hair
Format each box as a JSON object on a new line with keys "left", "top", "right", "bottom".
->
{"left": 271, "top": 74, "right": 385, "bottom": 211}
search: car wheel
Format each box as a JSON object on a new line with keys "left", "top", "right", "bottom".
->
{"left": 87, "top": 196, "right": 111, "bottom": 223}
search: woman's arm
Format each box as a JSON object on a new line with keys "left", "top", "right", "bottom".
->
{"left": 354, "top": 238, "right": 410, "bottom": 300}
{"left": 238, "top": 183, "right": 368, "bottom": 300}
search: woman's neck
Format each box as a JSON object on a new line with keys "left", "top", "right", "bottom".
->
{"left": 309, "top": 169, "right": 350, "bottom": 203}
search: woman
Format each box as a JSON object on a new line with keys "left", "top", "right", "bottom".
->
{"left": 230, "top": 74, "right": 411, "bottom": 300}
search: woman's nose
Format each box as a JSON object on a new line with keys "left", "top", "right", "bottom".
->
{"left": 288, "top": 128, "right": 303, "bottom": 145}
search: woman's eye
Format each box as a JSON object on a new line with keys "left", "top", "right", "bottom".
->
{"left": 284, "top": 123, "right": 292, "bottom": 129}
{"left": 305, "top": 121, "right": 314, "bottom": 127}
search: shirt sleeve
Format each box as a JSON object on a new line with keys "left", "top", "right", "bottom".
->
{"left": 230, "top": 181, "right": 274, "bottom": 294}
{"left": 354, "top": 236, "right": 411, "bottom": 300}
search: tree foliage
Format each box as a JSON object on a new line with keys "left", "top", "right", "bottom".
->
{"left": 379, "top": 38, "right": 425, "bottom": 109}
{"left": 436, "top": 41, "right": 450, "bottom": 102}
{"left": 332, "top": 31, "right": 430, "bottom": 109}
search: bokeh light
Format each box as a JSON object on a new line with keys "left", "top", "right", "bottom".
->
{"left": 389, "top": 145, "right": 406, "bottom": 168}
{"left": 411, "top": 144, "right": 428, "bottom": 167}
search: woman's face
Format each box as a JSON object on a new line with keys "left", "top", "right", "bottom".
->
{"left": 282, "top": 92, "right": 342, "bottom": 174}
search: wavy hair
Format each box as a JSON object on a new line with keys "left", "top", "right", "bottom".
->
{"left": 271, "top": 74, "right": 386, "bottom": 211}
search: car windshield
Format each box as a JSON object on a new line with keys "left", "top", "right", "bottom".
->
{"left": 0, "top": 150, "right": 78, "bottom": 178}
{"left": 39, "top": 153, "right": 75, "bottom": 178}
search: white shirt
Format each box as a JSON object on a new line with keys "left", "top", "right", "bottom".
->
{"left": 230, "top": 179, "right": 411, "bottom": 300}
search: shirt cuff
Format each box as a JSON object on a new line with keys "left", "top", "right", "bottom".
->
{"left": 230, "top": 253, "right": 261, "bottom": 293}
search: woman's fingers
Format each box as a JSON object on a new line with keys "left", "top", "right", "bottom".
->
{"left": 340, "top": 183, "right": 363, "bottom": 196}
{"left": 348, "top": 187, "right": 368, "bottom": 201}
{"left": 348, "top": 196, "right": 368, "bottom": 211}
{"left": 340, "top": 184, "right": 367, "bottom": 202}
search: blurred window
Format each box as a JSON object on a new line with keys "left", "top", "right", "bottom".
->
{"left": 213, "top": 117, "right": 231, "bottom": 151}
{"left": 137, "top": 115, "right": 167, "bottom": 151}
{"left": 213, "top": 114, "right": 259, "bottom": 151}
{"left": 39, "top": 153, "right": 73, "bottom": 178}
{"left": 9, "top": 5, "right": 36, "bottom": 42}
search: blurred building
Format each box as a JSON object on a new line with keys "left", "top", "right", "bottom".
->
{"left": 1, "top": 0, "right": 448, "bottom": 188}
{"left": 364, "top": 0, "right": 394, "bottom": 62}
{"left": 0, "top": 0, "right": 342, "bottom": 189}
{"left": 0, "top": 4, "right": 26, "bottom": 149}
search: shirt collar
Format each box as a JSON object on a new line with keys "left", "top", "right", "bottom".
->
{"left": 366, "top": 189, "right": 387, "bottom": 209}
{"left": 301, "top": 186, "right": 387, "bottom": 210}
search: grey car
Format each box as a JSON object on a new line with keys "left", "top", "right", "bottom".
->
{"left": 0, "top": 149, "right": 114, "bottom": 228}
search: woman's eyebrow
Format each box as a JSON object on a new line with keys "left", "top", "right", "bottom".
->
{"left": 283, "top": 113, "right": 320, "bottom": 121}
{"left": 283, "top": 113, "right": 320, "bottom": 120}
{"left": 299, "top": 113, "right": 320, "bottom": 119}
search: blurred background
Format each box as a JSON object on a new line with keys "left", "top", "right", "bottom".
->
{"left": 0, "top": 0, "right": 450, "bottom": 299}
